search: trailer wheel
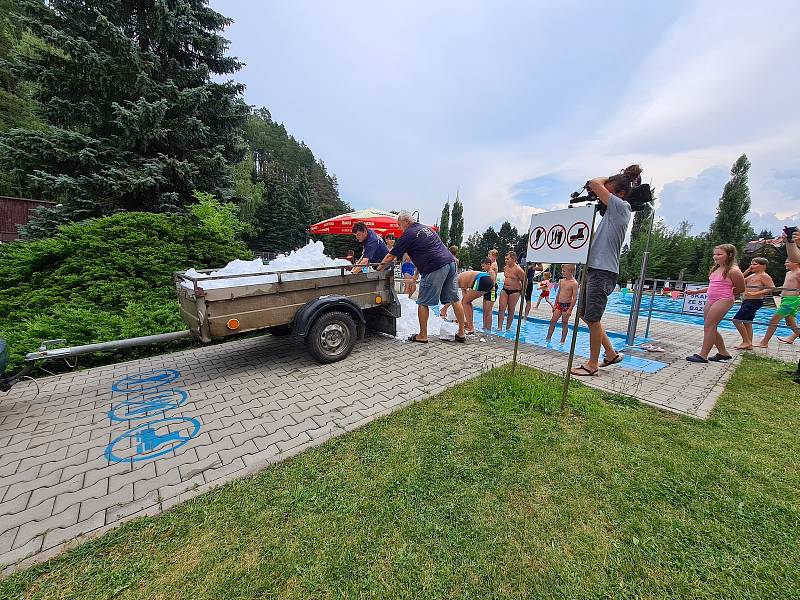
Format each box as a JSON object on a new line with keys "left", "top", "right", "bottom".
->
{"left": 306, "top": 310, "right": 356, "bottom": 363}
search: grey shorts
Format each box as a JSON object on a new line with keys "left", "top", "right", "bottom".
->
{"left": 417, "top": 262, "right": 459, "bottom": 307}
{"left": 579, "top": 268, "right": 617, "bottom": 323}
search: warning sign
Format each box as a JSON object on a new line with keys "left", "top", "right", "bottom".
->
{"left": 527, "top": 206, "right": 595, "bottom": 263}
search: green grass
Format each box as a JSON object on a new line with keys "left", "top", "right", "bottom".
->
{"left": 2, "top": 355, "right": 799, "bottom": 599}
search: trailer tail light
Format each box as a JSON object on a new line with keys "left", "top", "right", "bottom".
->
{"left": 375, "top": 295, "right": 382, "bottom": 304}
{"left": 227, "top": 319, "right": 240, "bottom": 330}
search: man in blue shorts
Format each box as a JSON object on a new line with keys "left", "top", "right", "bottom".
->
{"left": 376, "top": 210, "right": 466, "bottom": 343}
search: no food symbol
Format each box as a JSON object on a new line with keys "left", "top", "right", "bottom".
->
{"left": 567, "top": 221, "right": 589, "bottom": 249}
{"left": 547, "top": 224, "right": 566, "bottom": 249}
{"left": 529, "top": 226, "right": 546, "bottom": 250}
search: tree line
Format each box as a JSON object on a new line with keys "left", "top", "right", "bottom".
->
{"left": 0, "top": 0, "right": 351, "bottom": 255}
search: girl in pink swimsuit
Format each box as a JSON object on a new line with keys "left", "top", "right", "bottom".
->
{"left": 686, "top": 244, "right": 745, "bottom": 363}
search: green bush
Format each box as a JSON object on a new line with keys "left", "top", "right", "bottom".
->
{"left": 0, "top": 211, "right": 252, "bottom": 372}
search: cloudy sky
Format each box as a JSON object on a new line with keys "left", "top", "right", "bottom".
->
{"left": 212, "top": 0, "right": 800, "bottom": 238}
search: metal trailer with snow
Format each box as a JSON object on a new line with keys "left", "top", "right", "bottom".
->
{"left": 0, "top": 265, "right": 400, "bottom": 392}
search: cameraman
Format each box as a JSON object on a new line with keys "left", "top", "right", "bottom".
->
{"left": 571, "top": 165, "right": 642, "bottom": 377}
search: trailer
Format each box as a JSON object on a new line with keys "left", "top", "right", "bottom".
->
{"left": 0, "top": 264, "right": 399, "bottom": 392}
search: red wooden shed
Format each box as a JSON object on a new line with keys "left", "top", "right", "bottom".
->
{"left": 0, "top": 197, "right": 56, "bottom": 242}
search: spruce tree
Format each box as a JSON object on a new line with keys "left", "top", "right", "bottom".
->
{"left": 438, "top": 201, "right": 450, "bottom": 244}
{"left": 449, "top": 197, "right": 464, "bottom": 246}
{"left": 0, "top": 0, "right": 248, "bottom": 229}
{"left": 708, "top": 154, "right": 752, "bottom": 254}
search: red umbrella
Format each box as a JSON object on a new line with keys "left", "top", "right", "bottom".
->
{"left": 309, "top": 208, "right": 437, "bottom": 237}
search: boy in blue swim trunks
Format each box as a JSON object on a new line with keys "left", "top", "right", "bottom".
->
{"left": 733, "top": 257, "right": 774, "bottom": 350}
{"left": 546, "top": 264, "right": 578, "bottom": 344}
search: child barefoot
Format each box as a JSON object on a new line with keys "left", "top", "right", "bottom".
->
{"left": 686, "top": 244, "right": 745, "bottom": 363}
{"left": 756, "top": 230, "right": 800, "bottom": 347}
{"left": 546, "top": 264, "right": 578, "bottom": 344}
{"left": 733, "top": 257, "right": 774, "bottom": 350}
{"left": 534, "top": 271, "right": 553, "bottom": 309}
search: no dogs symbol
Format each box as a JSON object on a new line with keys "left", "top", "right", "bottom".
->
{"left": 547, "top": 224, "right": 566, "bottom": 249}
{"left": 567, "top": 221, "right": 589, "bottom": 249}
{"left": 529, "top": 226, "right": 546, "bottom": 250}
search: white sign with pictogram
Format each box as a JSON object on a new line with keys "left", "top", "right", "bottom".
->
{"left": 681, "top": 286, "right": 707, "bottom": 315}
{"left": 527, "top": 206, "right": 595, "bottom": 263}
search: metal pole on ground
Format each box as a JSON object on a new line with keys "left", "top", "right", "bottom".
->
{"left": 644, "top": 278, "right": 657, "bottom": 338}
{"left": 561, "top": 263, "right": 588, "bottom": 411}
{"left": 625, "top": 206, "right": 656, "bottom": 346}
{"left": 560, "top": 207, "right": 598, "bottom": 412}
{"left": 511, "top": 276, "right": 527, "bottom": 375}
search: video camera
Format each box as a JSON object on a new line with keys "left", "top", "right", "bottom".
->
{"left": 569, "top": 178, "right": 653, "bottom": 214}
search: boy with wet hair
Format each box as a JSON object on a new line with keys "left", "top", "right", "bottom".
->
{"left": 733, "top": 257, "right": 774, "bottom": 350}
{"left": 546, "top": 264, "right": 578, "bottom": 344}
{"left": 757, "top": 231, "right": 800, "bottom": 348}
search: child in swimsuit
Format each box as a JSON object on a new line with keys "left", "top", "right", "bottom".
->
{"left": 534, "top": 272, "right": 553, "bottom": 309}
{"left": 401, "top": 254, "right": 417, "bottom": 297}
{"left": 497, "top": 251, "right": 526, "bottom": 331}
{"left": 546, "top": 264, "right": 578, "bottom": 344}
{"left": 756, "top": 247, "right": 800, "bottom": 347}
{"left": 686, "top": 244, "right": 745, "bottom": 363}
{"left": 455, "top": 258, "right": 495, "bottom": 333}
{"left": 733, "top": 257, "right": 774, "bottom": 350}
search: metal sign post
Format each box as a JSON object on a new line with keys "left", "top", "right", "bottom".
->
{"left": 511, "top": 277, "right": 527, "bottom": 374}
{"left": 559, "top": 207, "right": 598, "bottom": 411}
{"left": 520, "top": 205, "right": 597, "bottom": 410}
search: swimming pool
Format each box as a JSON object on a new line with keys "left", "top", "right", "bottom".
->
{"left": 471, "top": 308, "right": 667, "bottom": 374}
{"left": 603, "top": 291, "right": 794, "bottom": 338}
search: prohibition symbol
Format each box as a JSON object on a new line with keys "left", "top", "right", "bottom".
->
{"left": 547, "top": 224, "right": 566, "bottom": 249}
{"left": 567, "top": 221, "right": 589, "bottom": 249}
{"left": 529, "top": 226, "right": 546, "bottom": 250}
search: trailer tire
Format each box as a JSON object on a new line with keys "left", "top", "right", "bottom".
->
{"left": 305, "top": 310, "right": 357, "bottom": 363}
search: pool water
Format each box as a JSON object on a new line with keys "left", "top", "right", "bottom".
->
{"left": 604, "top": 291, "right": 794, "bottom": 338}
{"left": 470, "top": 307, "right": 668, "bottom": 374}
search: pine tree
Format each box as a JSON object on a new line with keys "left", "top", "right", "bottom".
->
{"left": 449, "top": 196, "right": 464, "bottom": 246}
{"left": 0, "top": 0, "right": 248, "bottom": 229}
{"left": 438, "top": 201, "right": 450, "bottom": 244}
{"left": 708, "top": 154, "right": 752, "bottom": 255}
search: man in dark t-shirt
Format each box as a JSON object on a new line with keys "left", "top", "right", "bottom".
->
{"left": 376, "top": 210, "right": 465, "bottom": 343}
{"left": 351, "top": 222, "right": 389, "bottom": 274}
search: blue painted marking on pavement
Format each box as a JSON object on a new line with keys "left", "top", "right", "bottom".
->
{"left": 111, "top": 369, "right": 181, "bottom": 393}
{"left": 105, "top": 417, "right": 201, "bottom": 463}
{"left": 107, "top": 388, "right": 190, "bottom": 422}
{"left": 105, "top": 369, "right": 200, "bottom": 464}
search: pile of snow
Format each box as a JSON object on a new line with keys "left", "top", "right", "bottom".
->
{"left": 395, "top": 294, "right": 454, "bottom": 341}
{"left": 181, "top": 241, "right": 352, "bottom": 290}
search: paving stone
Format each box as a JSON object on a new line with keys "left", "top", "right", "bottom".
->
{"left": 78, "top": 483, "right": 134, "bottom": 522}
{"left": 14, "top": 504, "right": 80, "bottom": 551}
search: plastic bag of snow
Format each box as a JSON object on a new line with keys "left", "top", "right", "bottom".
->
{"left": 395, "top": 294, "right": 451, "bottom": 341}
{"left": 181, "top": 241, "right": 352, "bottom": 290}
{"left": 437, "top": 321, "right": 459, "bottom": 341}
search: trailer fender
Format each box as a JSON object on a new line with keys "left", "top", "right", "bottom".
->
{"left": 293, "top": 296, "right": 366, "bottom": 338}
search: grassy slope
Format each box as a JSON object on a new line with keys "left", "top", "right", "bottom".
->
{"left": 1, "top": 355, "right": 798, "bottom": 599}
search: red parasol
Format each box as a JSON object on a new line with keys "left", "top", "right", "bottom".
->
{"left": 309, "top": 208, "right": 438, "bottom": 238}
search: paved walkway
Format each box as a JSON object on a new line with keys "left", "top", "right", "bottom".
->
{"left": 1, "top": 312, "right": 796, "bottom": 574}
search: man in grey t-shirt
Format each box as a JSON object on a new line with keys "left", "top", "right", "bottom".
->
{"left": 571, "top": 169, "right": 639, "bottom": 377}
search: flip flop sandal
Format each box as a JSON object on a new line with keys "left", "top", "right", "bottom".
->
{"left": 571, "top": 365, "right": 598, "bottom": 376}
{"left": 454, "top": 335, "right": 466, "bottom": 343}
{"left": 600, "top": 353, "right": 624, "bottom": 367}
{"left": 686, "top": 354, "right": 709, "bottom": 363}
{"left": 708, "top": 353, "right": 733, "bottom": 361}
{"left": 777, "top": 337, "right": 795, "bottom": 344}
{"left": 407, "top": 334, "right": 428, "bottom": 343}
